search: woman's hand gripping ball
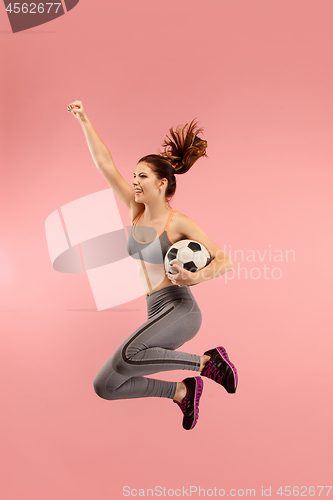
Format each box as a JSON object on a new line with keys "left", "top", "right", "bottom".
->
{"left": 166, "top": 264, "right": 198, "bottom": 287}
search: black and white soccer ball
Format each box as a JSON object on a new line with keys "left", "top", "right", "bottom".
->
{"left": 164, "top": 240, "right": 212, "bottom": 275}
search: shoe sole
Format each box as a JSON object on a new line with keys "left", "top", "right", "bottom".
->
{"left": 188, "top": 376, "right": 204, "bottom": 430}
{"left": 216, "top": 346, "right": 238, "bottom": 393}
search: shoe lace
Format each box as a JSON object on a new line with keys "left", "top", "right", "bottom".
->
{"left": 204, "top": 361, "right": 223, "bottom": 383}
{"left": 175, "top": 396, "right": 187, "bottom": 414}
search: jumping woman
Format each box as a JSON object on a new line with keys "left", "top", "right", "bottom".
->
{"left": 67, "top": 100, "right": 238, "bottom": 430}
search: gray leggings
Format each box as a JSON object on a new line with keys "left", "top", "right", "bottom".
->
{"left": 93, "top": 285, "right": 202, "bottom": 401}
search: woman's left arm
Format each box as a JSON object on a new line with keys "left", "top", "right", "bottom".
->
{"left": 166, "top": 214, "right": 233, "bottom": 287}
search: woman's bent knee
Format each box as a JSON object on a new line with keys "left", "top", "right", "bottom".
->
{"left": 93, "top": 376, "right": 121, "bottom": 401}
{"left": 93, "top": 371, "right": 119, "bottom": 400}
{"left": 93, "top": 375, "right": 109, "bottom": 399}
{"left": 111, "top": 348, "right": 132, "bottom": 376}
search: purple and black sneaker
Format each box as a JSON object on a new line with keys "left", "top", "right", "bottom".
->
{"left": 201, "top": 347, "right": 238, "bottom": 394}
{"left": 173, "top": 377, "right": 204, "bottom": 430}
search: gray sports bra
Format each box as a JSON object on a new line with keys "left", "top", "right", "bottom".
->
{"left": 127, "top": 209, "right": 176, "bottom": 265}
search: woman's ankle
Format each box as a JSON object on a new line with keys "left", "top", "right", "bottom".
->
{"left": 173, "top": 382, "right": 187, "bottom": 403}
{"left": 199, "top": 354, "right": 210, "bottom": 372}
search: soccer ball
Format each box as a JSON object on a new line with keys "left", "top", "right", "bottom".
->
{"left": 164, "top": 240, "right": 212, "bottom": 276}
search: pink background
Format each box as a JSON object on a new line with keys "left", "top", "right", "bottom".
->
{"left": 1, "top": 0, "right": 332, "bottom": 498}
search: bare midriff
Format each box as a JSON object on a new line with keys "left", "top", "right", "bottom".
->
{"left": 145, "top": 279, "right": 175, "bottom": 297}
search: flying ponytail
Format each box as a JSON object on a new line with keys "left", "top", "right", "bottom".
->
{"left": 160, "top": 119, "right": 208, "bottom": 175}
{"left": 138, "top": 119, "right": 208, "bottom": 201}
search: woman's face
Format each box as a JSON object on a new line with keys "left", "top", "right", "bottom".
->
{"left": 132, "top": 162, "right": 166, "bottom": 202}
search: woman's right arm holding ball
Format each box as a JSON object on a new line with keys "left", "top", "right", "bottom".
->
{"left": 67, "top": 100, "right": 139, "bottom": 213}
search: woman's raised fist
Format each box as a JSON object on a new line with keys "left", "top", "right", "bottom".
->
{"left": 67, "top": 100, "right": 85, "bottom": 120}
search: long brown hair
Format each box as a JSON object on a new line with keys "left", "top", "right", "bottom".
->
{"left": 138, "top": 119, "right": 208, "bottom": 201}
